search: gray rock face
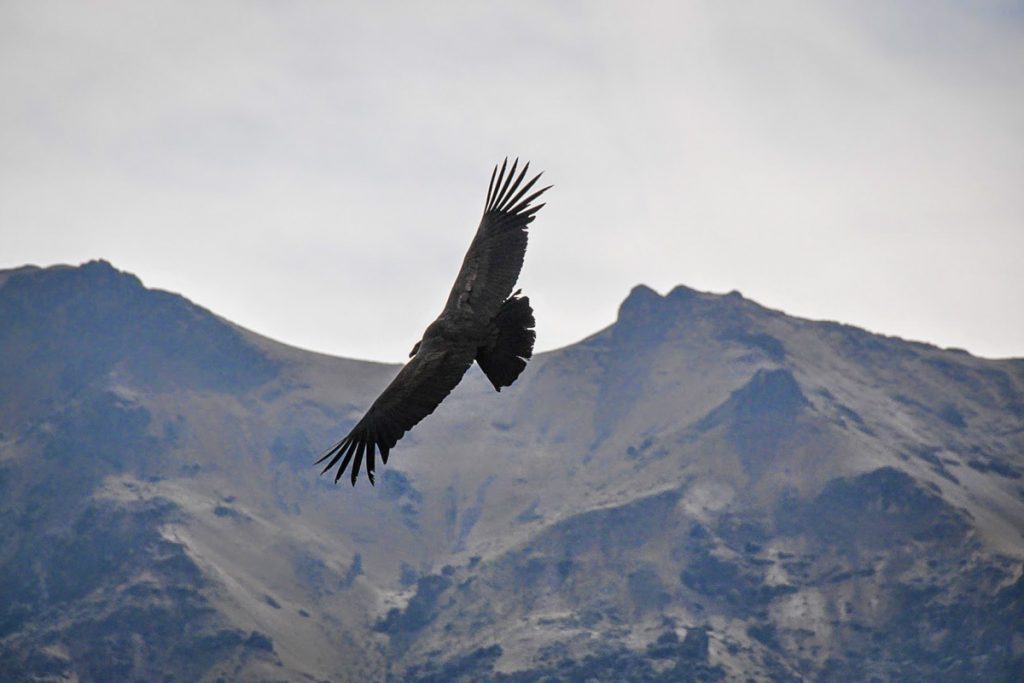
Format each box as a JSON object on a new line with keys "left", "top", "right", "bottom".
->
{"left": 0, "top": 262, "right": 1022, "bottom": 681}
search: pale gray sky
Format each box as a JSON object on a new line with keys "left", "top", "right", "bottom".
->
{"left": 2, "top": 1, "right": 1022, "bottom": 361}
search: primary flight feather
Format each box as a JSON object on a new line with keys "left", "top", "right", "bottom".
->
{"left": 317, "top": 158, "right": 551, "bottom": 485}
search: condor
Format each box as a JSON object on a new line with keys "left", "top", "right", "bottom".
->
{"left": 317, "top": 159, "right": 551, "bottom": 485}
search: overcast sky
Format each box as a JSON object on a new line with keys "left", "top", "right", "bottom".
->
{"left": 2, "top": 1, "right": 1022, "bottom": 361}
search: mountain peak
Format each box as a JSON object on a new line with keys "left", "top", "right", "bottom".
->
{"left": 666, "top": 283, "right": 699, "bottom": 302}
{"left": 0, "top": 259, "right": 276, "bottom": 397}
{"left": 617, "top": 284, "right": 663, "bottom": 323}
{"left": 0, "top": 259, "right": 143, "bottom": 295}
{"left": 613, "top": 282, "right": 760, "bottom": 348}
{"left": 622, "top": 283, "right": 662, "bottom": 304}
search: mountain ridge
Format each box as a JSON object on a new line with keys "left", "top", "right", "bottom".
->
{"left": 5, "top": 260, "right": 1010, "bottom": 363}
{"left": 1, "top": 260, "right": 1022, "bottom": 681}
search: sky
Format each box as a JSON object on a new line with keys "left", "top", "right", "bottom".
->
{"left": 2, "top": 1, "right": 1022, "bottom": 362}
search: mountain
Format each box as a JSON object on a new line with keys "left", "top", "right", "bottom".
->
{"left": 0, "top": 260, "right": 1022, "bottom": 682}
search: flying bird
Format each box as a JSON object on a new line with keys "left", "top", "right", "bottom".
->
{"left": 317, "top": 158, "right": 551, "bottom": 485}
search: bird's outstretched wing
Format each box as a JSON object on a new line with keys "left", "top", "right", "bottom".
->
{"left": 315, "top": 339, "right": 476, "bottom": 485}
{"left": 443, "top": 158, "right": 551, "bottom": 320}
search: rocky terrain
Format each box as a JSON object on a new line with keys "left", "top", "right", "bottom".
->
{"left": 1, "top": 260, "right": 1022, "bottom": 681}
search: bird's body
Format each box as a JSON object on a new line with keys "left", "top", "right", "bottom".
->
{"left": 317, "top": 159, "right": 550, "bottom": 485}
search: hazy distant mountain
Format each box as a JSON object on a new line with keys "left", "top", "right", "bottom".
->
{"left": 1, "top": 260, "right": 1021, "bottom": 682}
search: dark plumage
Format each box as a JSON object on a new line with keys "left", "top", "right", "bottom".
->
{"left": 316, "top": 158, "right": 551, "bottom": 485}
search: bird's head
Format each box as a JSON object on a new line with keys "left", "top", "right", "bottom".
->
{"left": 409, "top": 340, "right": 422, "bottom": 358}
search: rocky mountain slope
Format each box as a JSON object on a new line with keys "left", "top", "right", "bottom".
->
{"left": 0, "top": 260, "right": 1022, "bottom": 681}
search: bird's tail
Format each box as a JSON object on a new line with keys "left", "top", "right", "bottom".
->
{"left": 477, "top": 291, "right": 536, "bottom": 391}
